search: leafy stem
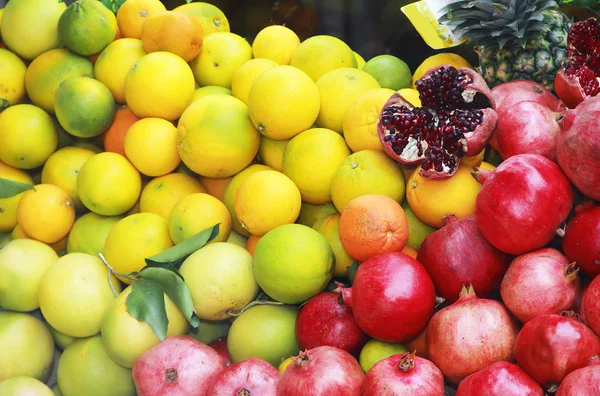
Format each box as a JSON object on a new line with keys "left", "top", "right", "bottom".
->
{"left": 98, "top": 252, "right": 140, "bottom": 297}
{"left": 227, "top": 293, "right": 284, "bottom": 317}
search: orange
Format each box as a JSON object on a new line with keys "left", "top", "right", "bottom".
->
{"left": 339, "top": 194, "right": 409, "bottom": 262}
{"left": 139, "top": 173, "right": 207, "bottom": 219}
{"left": 116, "top": 0, "right": 166, "bottom": 39}
{"left": 401, "top": 245, "right": 418, "bottom": 259}
{"left": 103, "top": 105, "right": 140, "bottom": 156}
{"left": 141, "top": 11, "right": 204, "bottom": 62}
{"left": 199, "top": 176, "right": 232, "bottom": 202}
{"left": 245, "top": 234, "right": 260, "bottom": 257}
{"left": 16, "top": 184, "right": 76, "bottom": 244}
{"left": 168, "top": 193, "right": 231, "bottom": 245}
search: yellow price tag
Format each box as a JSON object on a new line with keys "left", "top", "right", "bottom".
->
{"left": 401, "top": 0, "right": 467, "bottom": 50}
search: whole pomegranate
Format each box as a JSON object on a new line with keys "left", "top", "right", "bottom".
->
{"left": 514, "top": 312, "right": 600, "bottom": 390}
{"left": 554, "top": 18, "right": 600, "bottom": 108}
{"left": 277, "top": 346, "right": 364, "bottom": 395}
{"left": 556, "top": 356, "right": 600, "bottom": 395}
{"left": 456, "top": 361, "right": 544, "bottom": 396}
{"left": 417, "top": 215, "right": 511, "bottom": 302}
{"left": 556, "top": 96, "right": 600, "bottom": 200}
{"left": 132, "top": 335, "right": 225, "bottom": 396}
{"left": 583, "top": 274, "right": 600, "bottom": 336}
{"left": 426, "top": 285, "right": 519, "bottom": 384}
{"left": 473, "top": 153, "right": 573, "bottom": 255}
{"left": 341, "top": 252, "right": 436, "bottom": 343}
{"left": 361, "top": 352, "right": 444, "bottom": 396}
{"left": 491, "top": 80, "right": 564, "bottom": 114}
{"left": 295, "top": 290, "right": 368, "bottom": 355}
{"left": 209, "top": 337, "right": 231, "bottom": 367}
{"left": 377, "top": 65, "right": 497, "bottom": 179}
{"left": 206, "top": 357, "right": 279, "bottom": 396}
{"left": 562, "top": 203, "right": 600, "bottom": 276}
{"left": 500, "top": 248, "right": 580, "bottom": 323}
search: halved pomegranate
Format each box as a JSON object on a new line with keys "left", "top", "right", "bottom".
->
{"left": 377, "top": 65, "right": 497, "bottom": 179}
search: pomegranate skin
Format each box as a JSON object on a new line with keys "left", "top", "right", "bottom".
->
{"left": 361, "top": 352, "right": 444, "bottom": 396}
{"left": 456, "top": 361, "right": 544, "bottom": 396}
{"left": 426, "top": 285, "right": 519, "bottom": 384}
{"left": 556, "top": 356, "right": 600, "bottom": 395}
{"left": 206, "top": 357, "right": 279, "bottom": 396}
{"left": 295, "top": 291, "right": 368, "bottom": 355}
{"left": 514, "top": 313, "right": 600, "bottom": 390}
{"left": 562, "top": 204, "right": 600, "bottom": 276}
{"left": 556, "top": 96, "right": 600, "bottom": 200}
{"left": 208, "top": 338, "right": 232, "bottom": 367}
{"left": 417, "top": 215, "right": 511, "bottom": 303}
{"left": 500, "top": 248, "right": 580, "bottom": 323}
{"left": 277, "top": 346, "right": 364, "bottom": 396}
{"left": 474, "top": 153, "right": 573, "bottom": 255}
{"left": 583, "top": 275, "right": 600, "bottom": 337}
{"left": 496, "top": 101, "right": 561, "bottom": 161}
{"left": 132, "top": 335, "right": 225, "bottom": 396}
{"left": 341, "top": 252, "right": 436, "bottom": 343}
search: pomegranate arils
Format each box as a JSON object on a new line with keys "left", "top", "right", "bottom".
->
{"left": 567, "top": 18, "right": 600, "bottom": 71}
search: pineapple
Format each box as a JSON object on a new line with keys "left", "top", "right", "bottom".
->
{"left": 438, "top": 0, "right": 571, "bottom": 90}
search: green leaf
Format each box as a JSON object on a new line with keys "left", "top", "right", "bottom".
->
{"left": 126, "top": 279, "right": 169, "bottom": 341}
{"left": 347, "top": 261, "right": 359, "bottom": 285}
{"left": 145, "top": 223, "right": 221, "bottom": 267}
{"left": 99, "top": 0, "right": 127, "bottom": 12}
{"left": 139, "top": 267, "right": 200, "bottom": 328}
{"left": 0, "top": 178, "right": 35, "bottom": 199}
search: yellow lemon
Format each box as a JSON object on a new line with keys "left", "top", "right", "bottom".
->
{"left": 17, "top": 184, "right": 76, "bottom": 244}
{"left": 231, "top": 58, "right": 278, "bottom": 104}
{"left": 116, "top": 0, "right": 166, "bottom": 39}
{"left": 412, "top": 53, "right": 472, "bottom": 88}
{"left": 168, "top": 193, "right": 232, "bottom": 245}
{"left": 125, "top": 51, "right": 195, "bottom": 121}
{"left": 139, "top": 172, "right": 206, "bottom": 219}
{"left": 342, "top": 88, "right": 396, "bottom": 152}
{"left": 312, "top": 213, "right": 354, "bottom": 277}
{"left": 41, "top": 146, "right": 96, "bottom": 212}
{"left": 103, "top": 213, "right": 174, "bottom": 283}
{"left": 173, "top": 2, "right": 230, "bottom": 35}
{"left": 177, "top": 94, "right": 260, "bottom": 178}
{"left": 316, "top": 67, "right": 380, "bottom": 133}
{"left": 290, "top": 35, "right": 356, "bottom": 82}
{"left": 296, "top": 202, "right": 338, "bottom": 228}
{"left": 198, "top": 175, "right": 231, "bottom": 202}
{"left": 0, "top": 48, "right": 26, "bottom": 110}
{"left": 0, "top": 161, "right": 34, "bottom": 232}
{"left": 406, "top": 161, "right": 496, "bottom": 228}
{"left": 124, "top": 118, "right": 180, "bottom": 177}
{"left": 251, "top": 25, "right": 300, "bottom": 65}
{"left": 0, "top": 104, "right": 58, "bottom": 169}
{"left": 193, "top": 85, "right": 232, "bottom": 101}
{"left": 222, "top": 164, "right": 273, "bottom": 237}
{"left": 282, "top": 128, "right": 351, "bottom": 204}
{"left": 94, "top": 38, "right": 147, "bottom": 104}
{"left": 258, "top": 135, "right": 289, "bottom": 172}
{"left": 397, "top": 88, "right": 422, "bottom": 107}
{"left": 247, "top": 65, "right": 320, "bottom": 140}
{"left": 190, "top": 32, "right": 252, "bottom": 88}
{"left": 77, "top": 152, "right": 142, "bottom": 216}
{"left": 353, "top": 51, "right": 366, "bottom": 69}
{"left": 66, "top": 212, "right": 123, "bottom": 257}
{"left": 234, "top": 170, "right": 302, "bottom": 236}
{"left": 330, "top": 150, "right": 406, "bottom": 212}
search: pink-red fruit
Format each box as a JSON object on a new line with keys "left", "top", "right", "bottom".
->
{"left": 456, "top": 361, "right": 544, "bottom": 396}
{"left": 206, "top": 357, "right": 279, "bottom": 396}
{"left": 562, "top": 203, "right": 600, "bottom": 276}
{"left": 556, "top": 356, "right": 600, "bottom": 395}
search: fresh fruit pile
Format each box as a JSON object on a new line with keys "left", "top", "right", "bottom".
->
{"left": 1, "top": 0, "right": 600, "bottom": 394}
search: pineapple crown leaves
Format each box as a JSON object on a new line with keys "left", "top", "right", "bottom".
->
{"left": 438, "top": 0, "right": 560, "bottom": 49}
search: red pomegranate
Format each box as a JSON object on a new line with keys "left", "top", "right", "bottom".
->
{"left": 554, "top": 18, "right": 600, "bottom": 108}
{"left": 209, "top": 337, "right": 231, "bottom": 367}
{"left": 491, "top": 80, "right": 564, "bottom": 114}
{"left": 456, "top": 361, "right": 544, "bottom": 396}
{"left": 583, "top": 274, "right": 600, "bottom": 337}
{"left": 132, "top": 335, "right": 225, "bottom": 396}
{"left": 206, "top": 357, "right": 279, "bottom": 396}
{"left": 295, "top": 291, "right": 368, "bottom": 355}
{"left": 341, "top": 252, "right": 436, "bottom": 343}
{"left": 473, "top": 153, "right": 573, "bottom": 255}
{"left": 556, "top": 96, "right": 600, "bottom": 201}
{"left": 500, "top": 248, "right": 580, "bottom": 323}
{"left": 514, "top": 312, "right": 600, "bottom": 390}
{"left": 361, "top": 352, "right": 444, "bottom": 396}
{"left": 277, "top": 346, "right": 364, "bottom": 395}
{"left": 416, "top": 215, "right": 511, "bottom": 302}
{"left": 426, "top": 285, "right": 519, "bottom": 384}
{"left": 377, "top": 65, "right": 497, "bottom": 179}
{"left": 556, "top": 356, "right": 600, "bottom": 395}
{"left": 562, "top": 203, "right": 600, "bottom": 276}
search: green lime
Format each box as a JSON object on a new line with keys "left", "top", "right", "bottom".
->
{"left": 359, "top": 339, "right": 408, "bottom": 373}
{"left": 253, "top": 223, "right": 334, "bottom": 304}
{"left": 66, "top": 212, "right": 123, "bottom": 256}
{"left": 296, "top": 202, "right": 338, "bottom": 228}
{"left": 227, "top": 304, "right": 300, "bottom": 367}
{"left": 48, "top": 325, "right": 76, "bottom": 351}
{"left": 402, "top": 201, "right": 436, "bottom": 250}
{"left": 362, "top": 55, "right": 412, "bottom": 90}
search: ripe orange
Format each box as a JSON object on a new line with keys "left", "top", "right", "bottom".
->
{"left": 401, "top": 245, "right": 418, "bottom": 259}
{"left": 116, "top": 0, "right": 166, "bottom": 39}
{"left": 245, "top": 234, "right": 261, "bottom": 257}
{"left": 141, "top": 11, "right": 204, "bottom": 62}
{"left": 198, "top": 176, "right": 232, "bottom": 202}
{"left": 103, "top": 105, "right": 140, "bottom": 156}
{"left": 339, "top": 194, "right": 409, "bottom": 262}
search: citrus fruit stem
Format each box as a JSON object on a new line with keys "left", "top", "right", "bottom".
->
{"left": 226, "top": 294, "right": 284, "bottom": 317}
{"left": 98, "top": 252, "right": 140, "bottom": 296}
